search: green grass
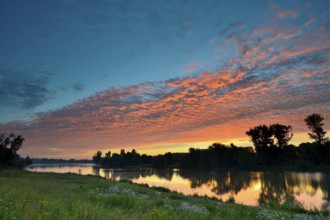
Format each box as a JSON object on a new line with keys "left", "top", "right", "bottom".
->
{"left": 0, "top": 169, "right": 328, "bottom": 220}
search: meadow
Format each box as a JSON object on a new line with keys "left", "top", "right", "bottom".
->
{"left": 0, "top": 169, "right": 328, "bottom": 220}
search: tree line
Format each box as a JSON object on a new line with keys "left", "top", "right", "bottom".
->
{"left": 93, "top": 113, "right": 329, "bottom": 169}
{"left": 32, "top": 158, "right": 93, "bottom": 164}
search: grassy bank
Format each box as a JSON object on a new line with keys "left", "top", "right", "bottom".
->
{"left": 0, "top": 169, "right": 328, "bottom": 220}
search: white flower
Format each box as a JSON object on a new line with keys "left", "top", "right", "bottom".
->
{"left": 180, "top": 202, "right": 209, "bottom": 216}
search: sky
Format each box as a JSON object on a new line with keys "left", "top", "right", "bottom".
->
{"left": 0, "top": 0, "right": 329, "bottom": 159}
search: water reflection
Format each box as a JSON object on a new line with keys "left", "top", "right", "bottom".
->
{"left": 26, "top": 164, "right": 330, "bottom": 210}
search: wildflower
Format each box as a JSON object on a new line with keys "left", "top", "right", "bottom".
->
{"left": 180, "top": 202, "right": 209, "bottom": 216}
{"left": 292, "top": 213, "right": 314, "bottom": 220}
{"left": 256, "top": 209, "right": 281, "bottom": 219}
{"left": 138, "top": 194, "right": 149, "bottom": 200}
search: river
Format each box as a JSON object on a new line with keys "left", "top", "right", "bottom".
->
{"left": 26, "top": 163, "right": 330, "bottom": 210}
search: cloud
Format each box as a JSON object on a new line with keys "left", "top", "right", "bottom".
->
{"left": 270, "top": 2, "right": 301, "bottom": 19}
{"left": 181, "top": 61, "right": 203, "bottom": 74}
{"left": 72, "top": 83, "right": 86, "bottom": 92}
{"left": 0, "top": 66, "right": 52, "bottom": 110}
{"left": 1, "top": 1, "right": 329, "bottom": 158}
{"left": 219, "top": 21, "right": 244, "bottom": 37}
{"left": 1, "top": 56, "right": 329, "bottom": 158}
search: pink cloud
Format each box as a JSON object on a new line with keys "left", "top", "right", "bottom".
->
{"left": 181, "top": 61, "right": 203, "bottom": 73}
{"left": 277, "top": 9, "right": 299, "bottom": 19}
{"left": 271, "top": 2, "right": 300, "bottom": 19}
{"left": 1, "top": 60, "right": 328, "bottom": 159}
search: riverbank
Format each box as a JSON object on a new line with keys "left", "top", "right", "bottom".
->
{"left": 0, "top": 169, "right": 328, "bottom": 220}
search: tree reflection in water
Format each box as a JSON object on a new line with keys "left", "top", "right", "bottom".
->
{"left": 91, "top": 167, "right": 330, "bottom": 210}
{"left": 179, "top": 170, "right": 255, "bottom": 195}
{"left": 96, "top": 168, "right": 174, "bottom": 181}
{"left": 258, "top": 172, "right": 296, "bottom": 206}
{"left": 26, "top": 163, "right": 330, "bottom": 210}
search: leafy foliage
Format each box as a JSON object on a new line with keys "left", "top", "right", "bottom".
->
{"left": 246, "top": 124, "right": 293, "bottom": 165}
{"left": 304, "top": 114, "right": 327, "bottom": 144}
{"left": 0, "top": 133, "right": 25, "bottom": 166}
{"left": 92, "top": 151, "right": 102, "bottom": 165}
{"left": 271, "top": 124, "right": 293, "bottom": 148}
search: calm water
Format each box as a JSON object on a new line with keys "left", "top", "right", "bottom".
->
{"left": 26, "top": 164, "right": 330, "bottom": 210}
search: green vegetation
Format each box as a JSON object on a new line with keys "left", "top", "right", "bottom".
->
{"left": 0, "top": 169, "right": 328, "bottom": 220}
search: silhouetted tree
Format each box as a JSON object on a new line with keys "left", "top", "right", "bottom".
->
{"left": 304, "top": 114, "right": 327, "bottom": 144}
{"left": 24, "top": 156, "right": 33, "bottom": 166}
{"left": 91, "top": 115, "right": 330, "bottom": 169}
{"left": 270, "top": 124, "right": 293, "bottom": 148}
{"left": 246, "top": 125, "right": 273, "bottom": 151}
{"left": 164, "top": 152, "right": 174, "bottom": 165}
{"left": 246, "top": 125, "right": 274, "bottom": 164}
{"left": 111, "top": 153, "right": 121, "bottom": 167}
{"left": 93, "top": 151, "right": 102, "bottom": 165}
{"left": 130, "top": 149, "right": 141, "bottom": 166}
{"left": 152, "top": 155, "right": 166, "bottom": 168}
{"left": 105, "top": 151, "right": 111, "bottom": 158}
{"left": 141, "top": 154, "right": 152, "bottom": 164}
{"left": 101, "top": 151, "right": 112, "bottom": 168}
{"left": 0, "top": 133, "right": 25, "bottom": 166}
{"left": 19, "top": 156, "right": 33, "bottom": 168}
{"left": 246, "top": 124, "right": 293, "bottom": 165}
{"left": 298, "top": 142, "right": 320, "bottom": 165}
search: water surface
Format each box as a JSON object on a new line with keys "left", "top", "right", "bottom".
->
{"left": 26, "top": 164, "right": 330, "bottom": 210}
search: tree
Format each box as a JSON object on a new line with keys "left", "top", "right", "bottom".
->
{"left": 246, "top": 125, "right": 273, "bottom": 153}
{"left": 0, "top": 133, "right": 25, "bottom": 165}
{"left": 24, "top": 156, "right": 33, "bottom": 166}
{"left": 105, "top": 151, "right": 111, "bottom": 158}
{"left": 246, "top": 124, "right": 293, "bottom": 165}
{"left": 270, "top": 124, "right": 293, "bottom": 148}
{"left": 102, "top": 151, "right": 112, "bottom": 168}
{"left": 304, "top": 114, "right": 327, "bottom": 144}
{"left": 18, "top": 156, "right": 33, "bottom": 168}
{"left": 93, "top": 151, "right": 102, "bottom": 165}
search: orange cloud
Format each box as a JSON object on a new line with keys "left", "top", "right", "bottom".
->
{"left": 3, "top": 62, "right": 327, "bottom": 159}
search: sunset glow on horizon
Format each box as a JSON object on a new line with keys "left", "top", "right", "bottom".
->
{"left": 0, "top": 0, "right": 329, "bottom": 159}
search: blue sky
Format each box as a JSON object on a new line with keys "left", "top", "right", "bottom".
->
{"left": 0, "top": 0, "right": 329, "bottom": 158}
{"left": 0, "top": 0, "right": 285, "bottom": 120}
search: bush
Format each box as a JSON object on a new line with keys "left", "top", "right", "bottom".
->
{"left": 0, "top": 133, "right": 28, "bottom": 167}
